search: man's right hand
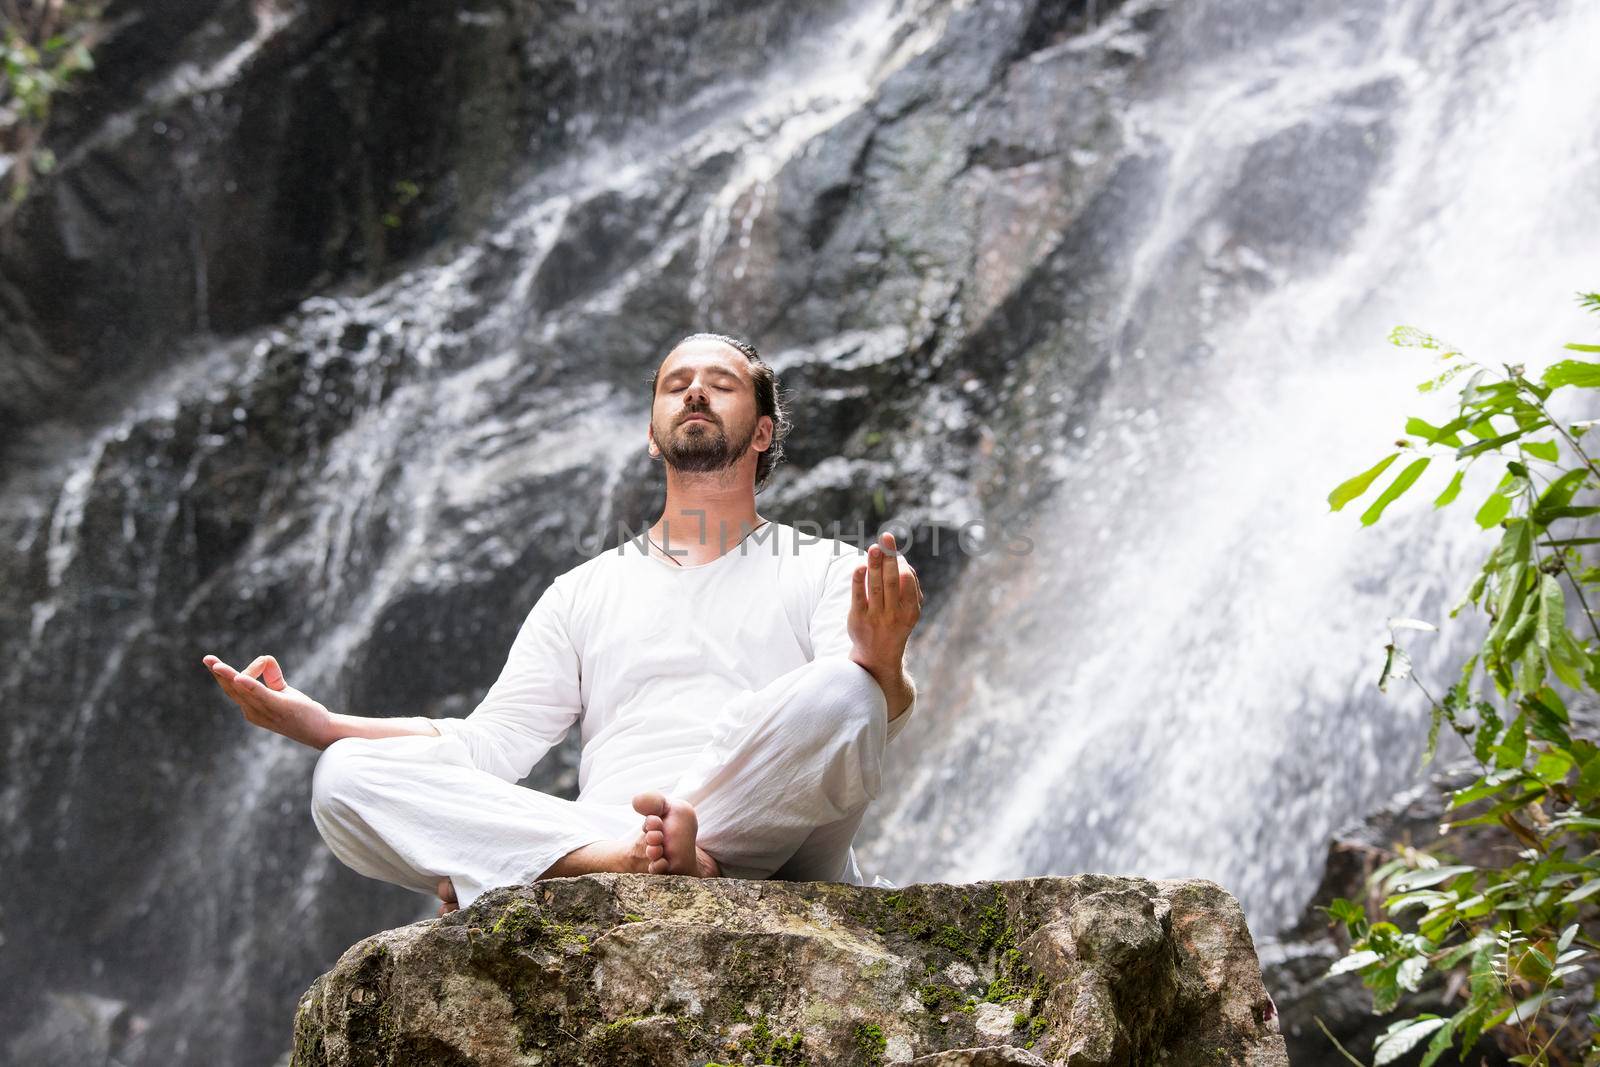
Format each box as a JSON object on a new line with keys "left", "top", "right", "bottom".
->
{"left": 204, "top": 653, "right": 336, "bottom": 749}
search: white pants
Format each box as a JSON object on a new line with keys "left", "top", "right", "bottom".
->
{"left": 309, "top": 657, "right": 889, "bottom": 907}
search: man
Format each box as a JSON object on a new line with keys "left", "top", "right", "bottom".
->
{"left": 203, "top": 332, "right": 922, "bottom": 915}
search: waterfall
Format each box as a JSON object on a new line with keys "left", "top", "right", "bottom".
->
{"left": 862, "top": 0, "right": 1600, "bottom": 933}
{"left": 2, "top": 0, "right": 1595, "bottom": 1061}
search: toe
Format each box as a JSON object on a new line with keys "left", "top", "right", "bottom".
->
{"left": 632, "top": 791, "right": 669, "bottom": 818}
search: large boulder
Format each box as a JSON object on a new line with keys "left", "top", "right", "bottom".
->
{"left": 291, "top": 873, "right": 1286, "bottom": 1066}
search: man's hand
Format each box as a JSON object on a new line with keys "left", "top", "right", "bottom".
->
{"left": 848, "top": 532, "right": 923, "bottom": 718}
{"left": 204, "top": 653, "right": 336, "bottom": 749}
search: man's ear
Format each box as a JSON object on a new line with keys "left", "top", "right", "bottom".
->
{"left": 753, "top": 415, "right": 774, "bottom": 453}
{"left": 647, "top": 426, "right": 660, "bottom": 458}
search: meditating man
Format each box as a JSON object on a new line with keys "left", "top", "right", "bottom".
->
{"left": 203, "top": 331, "right": 922, "bottom": 915}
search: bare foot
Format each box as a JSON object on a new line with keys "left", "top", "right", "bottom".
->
{"left": 537, "top": 795, "right": 721, "bottom": 879}
{"left": 436, "top": 876, "right": 459, "bottom": 916}
{"left": 631, "top": 792, "right": 721, "bottom": 878}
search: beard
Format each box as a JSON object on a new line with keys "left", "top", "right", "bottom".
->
{"left": 654, "top": 410, "right": 756, "bottom": 475}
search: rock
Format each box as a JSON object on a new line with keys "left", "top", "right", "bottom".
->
{"left": 290, "top": 873, "right": 1287, "bottom": 1066}
{"left": 909, "top": 1047, "right": 1052, "bottom": 1066}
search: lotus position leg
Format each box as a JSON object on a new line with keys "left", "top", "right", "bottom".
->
{"left": 310, "top": 656, "right": 889, "bottom": 910}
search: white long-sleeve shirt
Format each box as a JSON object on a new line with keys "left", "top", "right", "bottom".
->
{"left": 417, "top": 522, "right": 915, "bottom": 803}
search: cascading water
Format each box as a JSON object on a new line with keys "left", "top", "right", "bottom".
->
{"left": 861, "top": 0, "right": 1600, "bottom": 935}
{"left": 1, "top": 0, "right": 1596, "bottom": 1063}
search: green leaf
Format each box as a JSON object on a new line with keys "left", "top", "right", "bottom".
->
{"left": 1407, "top": 416, "right": 1466, "bottom": 447}
{"left": 1323, "top": 897, "right": 1366, "bottom": 929}
{"left": 1576, "top": 752, "right": 1600, "bottom": 804}
{"left": 1375, "top": 1018, "right": 1448, "bottom": 1065}
{"left": 1433, "top": 469, "right": 1465, "bottom": 508}
{"left": 1543, "top": 360, "right": 1600, "bottom": 389}
{"left": 1327, "top": 949, "right": 1381, "bottom": 977}
{"left": 1392, "top": 325, "right": 1451, "bottom": 350}
{"left": 1535, "top": 573, "right": 1563, "bottom": 653}
{"left": 1424, "top": 702, "right": 1443, "bottom": 765}
{"left": 1564, "top": 342, "right": 1600, "bottom": 353}
{"left": 1494, "top": 712, "right": 1528, "bottom": 770}
{"left": 1475, "top": 492, "right": 1513, "bottom": 528}
{"left": 1458, "top": 424, "right": 1546, "bottom": 459}
{"left": 1393, "top": 865, "right": 1477, "bottom": 891}
{"left": 1558, "top": 879, "right": 1600, "bottom": 905}
{"left": 1535, "top": 505, "right": 1600, "bottom": 521}
{"left": 1418, "top": 363, "right": 1471, "bottom": 394}
{"left": 1520, "top": 439, "right": 1559, "bottom": 461}
{"left": 1330, "top": 453, "right": 1401, "bottom": 511}
{"left": 1385, "top": 889, "right": 1454, "bottom": 914}
{"left": 1473, "top": 705, "right": 1504, "bottom": 764}
{"left": 1487, "top": 562, "right": 1531, "bottom": 652}
{"left": 1417, "top": 1019, "right": 1457, "bottom": 1067}
{"left": 1379, "top": 643, "right": 1412, "bottom": 693}
{"left": 1501, "top": 602, "right": 1538, "bottom": 665}
{"left": 1532, "top": 467, "right": 1590, "bottom": 516}
{"left": 1361, "top": 458, "right": 1432, "bottom": 526}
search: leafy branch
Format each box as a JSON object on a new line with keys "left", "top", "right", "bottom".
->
{"left": 1324, "top": 290, "right": 1600, "bottom": 1067}
{"left": 1, "top": 0, "right": 106, "bottom": 209}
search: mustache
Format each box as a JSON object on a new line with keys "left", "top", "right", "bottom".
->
{"left": 677, "top": 406, "right": 718, "bottom": 426}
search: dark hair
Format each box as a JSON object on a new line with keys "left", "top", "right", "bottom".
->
{"left": 650, "top": 331, "right": 792, "bottom": 493}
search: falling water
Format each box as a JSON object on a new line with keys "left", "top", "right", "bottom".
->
{"left": 860, "top": 0, "right": 1600, "bottom": 935}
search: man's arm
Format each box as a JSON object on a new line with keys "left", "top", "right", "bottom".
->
{"left": 423, "top": 582, "right": 583, "bottom": 782}
{"left": 204, "top": 583, "right": 582, "bottom": 775}
{"left": 203, "top": 653, "right": 413, "bottom": 751}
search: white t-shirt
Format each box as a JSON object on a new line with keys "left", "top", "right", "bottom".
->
{"left": 428, "top": 521, "right": 915, "bottom": 803}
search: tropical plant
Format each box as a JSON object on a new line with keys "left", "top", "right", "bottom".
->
{"left": 1322, "top": 291, "right": 1600, "bottom": 1066}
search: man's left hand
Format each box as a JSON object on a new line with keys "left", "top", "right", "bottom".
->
{"left": 848, "top": 531, "right": 923, "bottom": 675}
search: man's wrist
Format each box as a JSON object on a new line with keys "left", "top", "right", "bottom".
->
{"left": 320, "top": 711, "right": 440, "bottom": 749}
{"left": 850, "top": 651, "right": 914, "bottom": 721}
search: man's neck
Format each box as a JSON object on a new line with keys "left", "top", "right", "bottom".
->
{"left": 651, "top": 472, "right": 764, "bottom": 566}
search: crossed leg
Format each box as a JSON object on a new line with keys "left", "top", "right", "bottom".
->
{"left": 428, "top": 792, "right": 718, "bottom": 915}
{"left": 310, "top": 656, "right": 888, "bottom": 911}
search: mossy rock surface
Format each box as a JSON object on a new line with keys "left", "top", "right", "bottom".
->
{"left": 291, "top": 873, "right": 1288, "bottom": 1066}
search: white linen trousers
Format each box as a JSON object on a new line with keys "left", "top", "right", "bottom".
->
{"left": 309, "top": 655, "right": 891, "bottom": 907}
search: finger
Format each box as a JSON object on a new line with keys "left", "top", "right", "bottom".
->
{"left": 866, "top": 545, "right": 885, "bottom": 612}
{"left": 851, "top": 563, "right": 867, "bottom": 614}
{"left": 243, "top": 654, "right": 286, "bottom": 691}
{"left": 880, "top": 538, "right": 900, "bottom": 618}
{"left": 233, "top": 673, "right": 286, "bottom": 721}
{"left": 202, "top": 654, "right": 219, "bottom": 668}
{"left": 261, "top": 655, "right": 285, "bottom": 690}
{"left": 232, "top": 672, "right": 269, "bottom": 709}
{"left": 209, "top": 659, "right": 247, "bottom": 704}
{"left": 898, "top": 571, "right": 922, "bottom": 624}
{"left": 900, "top": 560, "right": 924, "bottom": 605}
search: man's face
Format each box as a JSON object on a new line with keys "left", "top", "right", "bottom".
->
{"left": 648, "top": 340, "right": 770, "bottom": 476}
